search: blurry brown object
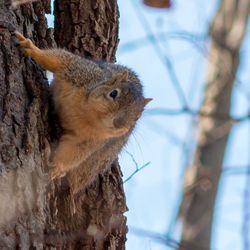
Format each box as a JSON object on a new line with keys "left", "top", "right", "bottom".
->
{"left": 178, "top": 0, "right": 250, "bottom": 249}
{"left": 143, "top": 0, "right": 171, "bottom": 8}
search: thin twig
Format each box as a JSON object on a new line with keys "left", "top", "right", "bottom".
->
{"left": 129, "top": 0, "right": 189, "bottom": 108}
{"left": 123, "top": 162, "right": 151, "bottom": 183}
{"left": 119, "top": 31, "right": 207, "bottom": 55}
{"left": 129, "top": 226, "right": 214, "bottom": 250}
{"left": 144, "top": 107, "right": 250, "bottom": 122}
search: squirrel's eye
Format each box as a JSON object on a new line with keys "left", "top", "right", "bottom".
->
{"left": 109, "top": 89, "right": 119, "bottom": 99}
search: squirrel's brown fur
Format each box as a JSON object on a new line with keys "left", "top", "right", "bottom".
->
{"left": 15, "top": 31, "right": 151, "bottom": 187}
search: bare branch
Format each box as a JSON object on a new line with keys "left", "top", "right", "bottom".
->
{"left": 129, "top": 226, "right": 211, "bottom": 250}
{"left": 123, "top": 162, "right": 151, "bottom": 184}
{"left": 119, "top": 31, "right": 207, "bottom": 55}
{"left": 179, "top": 0, "right": 250, "bottom": 247}
{"left": 129, "top": 0, "right": 189, "bottom": 107}
{"left": 144, "top": 107, "right": 250, "bottom": 123}
{"left": 123, "top": 151, "right": 151, "bottom": 184}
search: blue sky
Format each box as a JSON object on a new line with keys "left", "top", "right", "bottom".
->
{"left": 117, "top": 1, "right": 250, "bottom": 250}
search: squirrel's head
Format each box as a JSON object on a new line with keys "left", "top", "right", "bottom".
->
{"left": 88, "top": 69, "right": 152, "bottom": 138}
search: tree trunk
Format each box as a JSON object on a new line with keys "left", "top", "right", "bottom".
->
{"left": 178, "top": 1, "right": 250, "bottom": 249}
{"left": 0, "top": 0, "right": 127, "bottom": 249}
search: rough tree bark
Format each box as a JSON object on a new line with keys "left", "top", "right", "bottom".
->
{"left": 178, "top": 1, "right": 250, "bottom": 249}
{"left": 0, "top": 0, "right": 127, "bottom": 249}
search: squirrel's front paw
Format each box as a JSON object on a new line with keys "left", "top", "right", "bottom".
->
{"left": 49, "top": 163, "right": 66, "bottom": 180}
{"left": 15, "top": 31, "right": 37, "bottom": 57}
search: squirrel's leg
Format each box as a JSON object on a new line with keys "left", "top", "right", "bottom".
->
{"left": 15, "top": 31, "right": 62, "bottom": 73}
{"left": 49, "top": 135, "right": 96, "bottom": 180}
{"left": 49, "top": 136, "right": 82, "bottom": 179}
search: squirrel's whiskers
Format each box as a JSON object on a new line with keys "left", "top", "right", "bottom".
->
{"left": 15, "top": 31, "right": 152, "bottom": 187}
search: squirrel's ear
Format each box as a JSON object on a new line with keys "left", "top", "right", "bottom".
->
{"left": 143, "top": 98, "right": 153, "bottom": 106}
{"left": 106, "top": 71, "right": 129, "bottom": 86}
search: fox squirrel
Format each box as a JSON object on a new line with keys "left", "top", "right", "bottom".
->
{"left": 15, "top": 31, "right": 152, "bottom": 182}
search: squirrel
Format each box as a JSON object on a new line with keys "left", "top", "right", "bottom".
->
{"left": 15, "top": 31, "right": 152, "bottom": 184}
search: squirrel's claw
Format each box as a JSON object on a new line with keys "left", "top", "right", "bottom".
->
{"left": 49, "top": 165, "right": 66, "bottom": 180}
{"left": 19, "top": 39, "right": 33, "bottom": 49}
{"left": 15, "top": 31, "right": 36, "bottom": 57}
{"left": 15, "top": 31, "right": 26, "bottom": 41}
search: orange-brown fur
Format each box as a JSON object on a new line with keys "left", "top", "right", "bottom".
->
{"left": 15, "top": 31, "right": 151, "bottom": 180}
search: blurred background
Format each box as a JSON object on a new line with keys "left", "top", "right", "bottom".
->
{"left": 117, "top": 0, "right": 250, "bottom": 249}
